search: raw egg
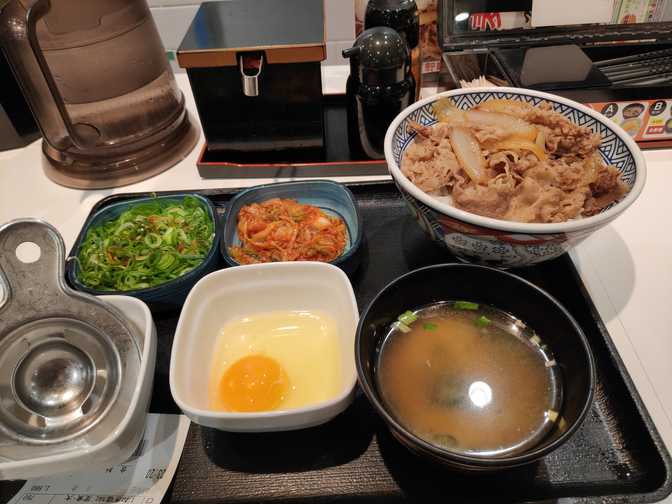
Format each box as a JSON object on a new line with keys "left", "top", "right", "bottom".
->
{"left": 209, "top": 310, "right": 342, "bottom": 412}
{"left": 214, "top": 355, "right": 289, "bottom": 412}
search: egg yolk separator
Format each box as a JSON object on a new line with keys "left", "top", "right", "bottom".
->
{"left": 0, "top": 219, "right": 141, "bottom": 458}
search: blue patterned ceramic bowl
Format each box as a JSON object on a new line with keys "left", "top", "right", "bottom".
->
{"left": 384, "top": 87, "right": 646, "bottom": 268}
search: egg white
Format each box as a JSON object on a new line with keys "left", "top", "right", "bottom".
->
{"left": 209, "top": 310, "right": 342, "bottom": 410}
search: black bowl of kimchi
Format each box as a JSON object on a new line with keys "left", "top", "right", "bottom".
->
{"left": 220, "top": 180, "right": 363, "bottom": 275}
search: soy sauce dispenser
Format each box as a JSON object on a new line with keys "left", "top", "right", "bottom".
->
{"left": 365, "top": 0, "right": 421, "bottom": 101}
{"left": 343, "top": 27, "right": 414, "bottom": 160}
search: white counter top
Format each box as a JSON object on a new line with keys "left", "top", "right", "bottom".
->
{"left": 1, "top": 73, "right": 672, "bottom": 500}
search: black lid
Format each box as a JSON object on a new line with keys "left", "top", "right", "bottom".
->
{"left": 343, "top": 27, "right": 410, "bottom": 86}
{"left": 177, "top": 0, "right": 325, "bottom": 68}
{"left": 365, "top": 0, "right": 420, "bottom": 49}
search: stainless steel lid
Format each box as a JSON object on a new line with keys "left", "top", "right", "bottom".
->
{"left": 0, "top": 220, "right": 141, "bottom": 458}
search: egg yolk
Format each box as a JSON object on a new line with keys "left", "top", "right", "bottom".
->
{"left": 216, "top": 355, "right": 289, "bottom": 412}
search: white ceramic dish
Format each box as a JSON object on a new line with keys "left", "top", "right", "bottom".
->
{"left": 169, "top": 262, "right": 359, "bottom": 432}
{"left": 0, "top": 295, "right": 156, "bottom": 480}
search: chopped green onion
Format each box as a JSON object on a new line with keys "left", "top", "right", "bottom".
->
{"left": 394, "top": 321, "right": 411, "bottom": 334}
{"left": 162, "top": 227, "right": 177, "bottom": 246}
{"left": 423, "top": 322, "right": 437, "bottom": 331}
{"left": 397, "top": 310, "right": 418, "bottom": 326}
{"left": 77, "top": 196, "right": 214, "bottom": 291}
{"left": 558, "top": 417, "right": 568, "bottom": 432}
{"left": 144, "top": 233, "right": 162, "bottom": 248}
{"left": 475, "top": 315, "right": 491, "bottom": 327}
{"left": 454, "top": 301, "right": 479, "bottom": 310}
{"left": 157, "top": 253, "right": 176, "bottom": 271}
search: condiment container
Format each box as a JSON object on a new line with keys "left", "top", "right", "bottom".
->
{"left": 343, "top": 27, "right": 414, "bottom": 159}
{"left": 177, "top": 0, "right": 326, "bottom": 156}
{"left": 365, "top": 0, "right": 422, "bottom": 100}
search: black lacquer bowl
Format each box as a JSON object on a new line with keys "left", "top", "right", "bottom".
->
{"left": 355, "top": 263, "right": 596, "bottom": 471}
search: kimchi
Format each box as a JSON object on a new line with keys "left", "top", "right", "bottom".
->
{"left": 229, "top": 198, "right": 347, "bottom": 264}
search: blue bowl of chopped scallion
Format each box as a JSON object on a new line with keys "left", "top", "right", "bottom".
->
{"left": 66, "top": 194, "right": 221, "bottom": 310}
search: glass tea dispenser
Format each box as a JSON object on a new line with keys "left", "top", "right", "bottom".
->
{"left": 0, "top": 0, "right": 198, "bottom": 189}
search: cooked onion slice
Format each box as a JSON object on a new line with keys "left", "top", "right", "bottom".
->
{"left": 450, "top": 127, "right": 487, "bottom": 183}
{"left": 492, "top": 139, "right": 547, "bottom": 161}
{"left": 433, "top": 99, "right": 538, "bottom": 142}
{"left": 476, "top": 99, "right": 532, "bottom": 117}
{"left": 464, "top": 110, "right": 538, "bottom": 142}
{"left": 433, "top": 98, "right": 466, "bottom": 125}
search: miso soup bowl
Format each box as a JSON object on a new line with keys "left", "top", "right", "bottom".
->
{"left": 384, "top": 87, "right": 646, "bottom": 268}
{"left": 355, "top": 263, "right": 596, "bottom": 471}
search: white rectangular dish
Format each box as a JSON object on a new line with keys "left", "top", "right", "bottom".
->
{"left": 169, "top": 262, "right": 359, "bottom": 432}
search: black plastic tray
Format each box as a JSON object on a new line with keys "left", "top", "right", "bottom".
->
{"left": 3, "top": 182, "right": 670, "bottom": 504}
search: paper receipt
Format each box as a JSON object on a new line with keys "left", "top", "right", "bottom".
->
{"left": 7, "top": 414, "right": 190, "bottom": 504}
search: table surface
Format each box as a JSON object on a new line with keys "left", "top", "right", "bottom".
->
{"left": 1, "top": 70, "right": 671, "bottom": 502}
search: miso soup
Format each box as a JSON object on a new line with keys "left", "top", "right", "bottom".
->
{"left": 377, "top": 301, "right": 562, "bottom": 457}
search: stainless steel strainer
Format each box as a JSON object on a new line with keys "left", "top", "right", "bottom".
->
{"left": 0, "top": 219, "right": 141, "bottom": 460}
